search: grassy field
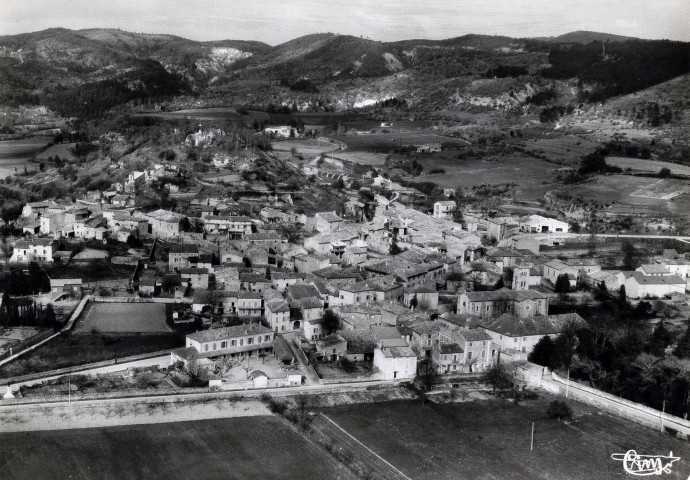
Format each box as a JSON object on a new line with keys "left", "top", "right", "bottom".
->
{"left": 0, "top": 332, "right": 182, "bottom": 378}
{"left": 550, "top": 175, "right": 690, "bottom": 215}
{"left": 523, "top": 135, "right": 598, "bottom": 166}
{"left": 322, "top": 398, "right": 690, "bottom": 480}
{"left": 74, "top": 303, "right": 170, "bottom": 333}
{"left": 0, "top": 416, "right": 353, "bottom": 480}
{"left": 607, "top": 156, "right": 690, "bottom": 176}
{"left": 34, "top": 142, "right": 76, "bottom": 162}
{"left": 403, "top": 153, "right": 560, "bottom": 190}
{"left": 334, "top": 132, "right": 464, "bottom": 153}
{"left": 0, "top": 137, "right": 51, "bottom": 178}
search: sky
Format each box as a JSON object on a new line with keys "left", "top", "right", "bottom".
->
{"left": 0, "top": 0, "right": 688, "bottom": 44}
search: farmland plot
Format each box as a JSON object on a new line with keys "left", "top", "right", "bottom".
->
{"left": 74, "top": 303, "right": 170, "bottom": 333}
{"left": 322, "top": 398, "right": 690, "bottom": 480}
{"left": 607, "top": 156, "right": 690, "bottom": 176}
{"left": 0, "top": 417, "right": 354, "bottom": 480}
{"left": 404, "top": 154, "right": 561, "bottom": 190}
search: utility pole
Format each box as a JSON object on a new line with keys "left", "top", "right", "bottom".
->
{"left": 661, "top": 399, "right": 666, "bottom": 432}
{"left": 530, "top": 422, "right": 535, "bottom": 451}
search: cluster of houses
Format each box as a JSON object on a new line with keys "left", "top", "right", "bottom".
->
{"left": 6, "top": 174, "right": 689, "bottom": 386}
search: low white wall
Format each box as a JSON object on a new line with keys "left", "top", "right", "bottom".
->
{"left": 546, "top": 372, "right": 690, "bottom": 435}
{"left": 93, "top": 296, "right": 191, "bottom": 304}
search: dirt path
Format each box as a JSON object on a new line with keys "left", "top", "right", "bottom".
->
{"left": 0, "top": 397, "right": 270, "bottom": 433}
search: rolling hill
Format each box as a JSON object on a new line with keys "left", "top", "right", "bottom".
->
{"left": 0, "top": 28, "right": 688, "bottom": 118}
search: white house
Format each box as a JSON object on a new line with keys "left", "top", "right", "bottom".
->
{"left": 145, "top": 209, "right": 186, "bottom": 239}
{"left": 264, "top": 126, "right": 292, "bottom": 138}
{"left": 10, "top": 239, "right": 56, "bottom": 263}
{"left": 432, "top": 201, "right": 456, "bottom": 219}
{"left": 543, "top": 258, "right": 600, "bottom": 287}
{"left": 373, "top": 339, "right": 417, "bottom": 380}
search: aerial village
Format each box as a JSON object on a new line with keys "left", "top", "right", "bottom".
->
{"left": 1, "top": 124, "right": 689, "bottom": 400}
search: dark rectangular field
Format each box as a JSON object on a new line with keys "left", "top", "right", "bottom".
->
{"left": 0, "top": 416, "right": 352, "bottom": 480}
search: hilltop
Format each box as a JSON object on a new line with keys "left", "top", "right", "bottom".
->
{"left": 0, "top": 28, "right": 688, "bottom": 119}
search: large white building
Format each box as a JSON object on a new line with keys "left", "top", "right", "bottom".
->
{"left": 518, "top": 215, "right": 569, "bottom": 234}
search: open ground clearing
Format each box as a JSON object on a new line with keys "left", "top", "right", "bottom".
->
{"left": 334, "top": 131, "right": 464, "bottom": 153}
{"left": 549, "top": 175, "right": 690, "bottom": 215}
{"left": 74, "top": 303, "right": 170, "bottom": 333}
{"left": 0, "top": 137, "right": 51, "bottom": 178}
{"left": 404, "top": 154, "right": 560, "bottom": 190}
{"left": 607, "top": 156, "right": 690, "bottom": 176}
{"left": 34, "top": 142, "right": 76, "bottom": 163}
{"left": 0, "top": 416, "right": 354, "bottom": 480}
{"left": 322, "top": 397, "right": 690, "bottom": 480}
{"left": 523, "top": 135, "right": 598, "bottom": 166}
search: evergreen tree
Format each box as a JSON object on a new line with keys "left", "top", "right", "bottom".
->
{"left": 554, "top": 274, "right": 571, "bottom": 293}
{"left": 389, "top": 239, "right": 402, "bottom": 255}
{"left": 528, "top": 335, "right": 559, "bottom": 369}
{"left": 619, "top": 285, "right": 627, "bottom": 303}
{"left": 322, "top": 309, "right": 340, "bottom": 335}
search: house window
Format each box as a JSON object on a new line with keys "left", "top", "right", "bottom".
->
{"left": 240, "top": 339, "right": 244, "bottom": 346}
{"left": 481, "top": 350, "right": 485, "bottom": 358}
{"left": 469, "top": 342, "right": 473, "bottom": 347}
{"left": 213, "top": 343, "right": 217, "bottom": 350}
{"left": 264, "top": 335, "right": 270, "bottom": 342}
{"left": 231, "top": 340, "right": 236, "bottom": 347}
{"left": 248, "top": 337, "right": 253, "bottom": 345}
{"left": 468, "top": 351, "right": 472, "bottom": 360}
{"left": 221, "top": 341, "right": 227, "bottom": 348}
{"left": 204, "top": 344, "right": 209, "bottom": 352}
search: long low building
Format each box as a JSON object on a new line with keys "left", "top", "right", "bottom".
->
{"left": 176, "top": 323, "right": 274, "bottom": 363}
{"left": 625, "top": 273, "right": 686, "bottom": 299}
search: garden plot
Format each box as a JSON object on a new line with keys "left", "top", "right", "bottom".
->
{"left": 75, "top": 303, "right": 170, "bottom": 333}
